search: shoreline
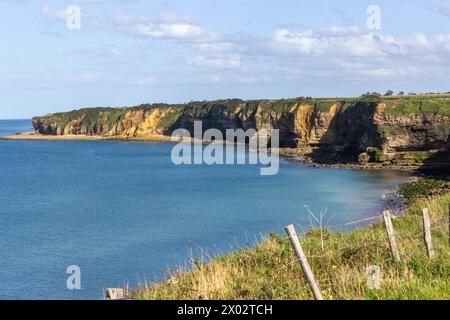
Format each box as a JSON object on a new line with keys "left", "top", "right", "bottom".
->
{"left": 3, "top": 130, "right": 441, "bottom": 300}
{"left": 2, "top": 132, "right": 416, "bottom": 218}
{"left": 134, "top": 184, "right": 450, "bottom": 300}
{"left": 0, "top": 131, "right": 175, "bottom": 142}
{"left": 1, "top": 131, "right": 422, "bottom": 172}
{"left": 3, "top": 132, "right": 417, "bottom": 233}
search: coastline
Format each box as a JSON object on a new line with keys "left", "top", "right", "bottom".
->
{"left": 4, "top": 129, "right": 446, "bottom": 300}
{"left": 1, "top": 131, "right": 420, "bottom": 172}
{"left": 134, "top": 183, "right": 450, "bottom": 300}
{"left": 0, "top": 131, "right": 175, "bottom": 142}
{"left": 2, "top": 131, "right": 416, "bottom": 221}
{"left": 277, "top": 148, "right": 419, "bottom": 172}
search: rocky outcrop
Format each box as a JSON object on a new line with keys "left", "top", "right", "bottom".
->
{"left": 32, "top": 96, "right": 450, "bottom": 169}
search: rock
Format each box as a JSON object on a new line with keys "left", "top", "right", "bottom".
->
{"left": 358, "top": 152, "right": 371, "bottom": 164}
{"left": 30, "top": 96, "right": 450, "bottom": 169}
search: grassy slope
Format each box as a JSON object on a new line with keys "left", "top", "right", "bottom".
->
{"left": 136, "top": 181, "right": 450, "bottom": 300}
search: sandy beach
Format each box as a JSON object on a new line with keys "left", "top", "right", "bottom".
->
{"left": 0, "top": 131, "right": 176, "bottom": 142}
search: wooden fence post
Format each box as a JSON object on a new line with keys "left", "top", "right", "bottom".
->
{"left": 383, "top": 210, "right": 400, "bottom": 261}
{"left": 285, "top": 224, "right": 324, "bottom": 300}
{"left": 422, "top": 208, "right": 435, "bottom": 259}
{"left": 105, "top": 288, "right": 125, "bottom": 300}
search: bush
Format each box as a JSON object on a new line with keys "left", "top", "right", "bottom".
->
{"left": 367, "top": 147, "right": 385, "bottom": 162}
{"left": 398, "top": 179, "right": 450, "bottom": 203}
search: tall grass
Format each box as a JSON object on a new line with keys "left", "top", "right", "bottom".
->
{"left": 135, "top": 193, "right": 450, "bottom": 300}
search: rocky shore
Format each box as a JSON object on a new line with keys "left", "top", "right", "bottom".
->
{"left": 6, "top": 95, "right": 450, "bottom": 172}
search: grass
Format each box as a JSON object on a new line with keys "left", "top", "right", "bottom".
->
{"left": 385, "top": 96, "right": 450, "bottom": 116}
{"left": 367, "top": 147, "right": 385, "bottom": 162}
{"left": 398, "top": 179, "right": 450, "bottom": 204}
{"left": 34, "top": 94, "right": 450, "bottom": 135}
{"left": 134, "top": 182, "right": 450, "bottom": 300}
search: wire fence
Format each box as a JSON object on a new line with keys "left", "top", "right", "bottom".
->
{"left": 284, "top": 206, "right": 450, "bottom": 300}
{"left": 108, "top": 206, "right": 450, "bottom": 300}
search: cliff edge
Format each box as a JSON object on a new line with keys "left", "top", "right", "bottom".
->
{"left": 31, "top": 95, "right": 450, "bottom": 171}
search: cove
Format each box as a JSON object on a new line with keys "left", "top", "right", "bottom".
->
{"left": 0, "top": 120, "right": 411, "bottom": 299}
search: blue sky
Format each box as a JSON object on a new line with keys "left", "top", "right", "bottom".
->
{"left": 1, "top": 0, "right": 450, "bottom": 119}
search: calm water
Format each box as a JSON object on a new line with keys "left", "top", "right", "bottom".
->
{"left": 0, "top": 119, "right": 33, "bottom": 136}
{"left": 0, "top": 120, "right": 410, "bottom": 299}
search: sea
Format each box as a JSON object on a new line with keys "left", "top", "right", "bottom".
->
{"left": 0, "top": 119, "right": 410, "bottom": 299}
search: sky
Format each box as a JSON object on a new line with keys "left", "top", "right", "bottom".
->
{"left": 1, "top": 0, "right": 450, "bottom": 119}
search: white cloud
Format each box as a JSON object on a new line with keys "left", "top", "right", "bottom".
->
{"left": 253, "top": 26, "right": 450, "bottom": 79}
{"left": 42, "top": 5, "right": 68, "bottom": 21}
{"left": 190, "top": 54, "right": 241, "bottom": 69}
{"left": 130, "top": 75, "right": 156, "bottom": 86}
{"left": 108, "top": 13, "right": 211, "bottom": 39}
{"left": 273, "top": 29, "right": 328, "bottom": 55}
{"left": 358, "top": 66, "right": 421, "bottom": 77}
{"left": 38, "top": 4, "right": 450, "bottom": 87}
{"left": 191, "top": 41, "right": 237, "bottom": 53}
{"left": 270, "top": 26, "right": 450, "bottom": 59}
{"left": 62, "top": 72, "right": 104, "bottom": 82}
{"left": 42, "top": 5, "right": 212, "bottom": 40}
{"left": 271, "top": 27, "right": 395, "bottom": 57}
{"left": 18, "top": 71, "right": 158, "bottom": 87}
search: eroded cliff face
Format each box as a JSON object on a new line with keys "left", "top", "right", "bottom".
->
{"left": 374, "top": 108, "right": 450, "bottom": 152}
{"left": 32, "top": 97, "right": 450, "bottom": 168}
{"left": 33, "top": 105, "right": 183, "bottom": 137}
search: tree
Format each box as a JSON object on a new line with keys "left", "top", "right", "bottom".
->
{"left": 384, "top": 90, "right": 394, "bottom": 96}
{"left": 398, "top": 91, "right": 405, "bottom": 96}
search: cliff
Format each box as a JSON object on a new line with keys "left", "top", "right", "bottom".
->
{"left": 32, "top": 95, "right": 450, "bottom": 170}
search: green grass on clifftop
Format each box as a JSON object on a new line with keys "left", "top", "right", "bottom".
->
{"left": 384, "top": 95, "right": 450, "bottom": 116}
{"left": 35, "top": 94, "right": 450, "bottom": 123}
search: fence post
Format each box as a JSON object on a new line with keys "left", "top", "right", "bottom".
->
{"left": 285, "top": 224, "right": 324, "bottom": 300}
{"left": 422, "top": 208, "right": 435, "bottom": 259}
{"left": 383, "top": 210, "right": 400, "bottom": 261}
{"left": 105, "top": 288, "right": 125, "bottom": 300}
{"left": 448, "top": 203, "right": 450, "bottom": 247}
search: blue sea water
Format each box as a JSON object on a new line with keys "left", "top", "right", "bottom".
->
{"left": 0, "top": 120, "right": 410, "bottom": 300}
{"left": 0, "top": 119, "right": 33, "bottom": 137}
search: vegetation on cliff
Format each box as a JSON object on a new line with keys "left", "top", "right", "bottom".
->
{"left": 383, "top": 95, "right": 450, "bottom": 116}
{"left": 135, "top": 180, "right": 450, "bottom": 300}
{"left": 26, "top": 96, "right": 450, "bottom": 299}
{"left": 31, "top": 94, "right": 450, "bottom": 169}
{"left": 33, "top": 95, "right": 450, "bottom": 135}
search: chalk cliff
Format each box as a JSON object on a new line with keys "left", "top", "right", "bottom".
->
{"left": 32, "top": 96, "right": 450, "bottom": 170}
